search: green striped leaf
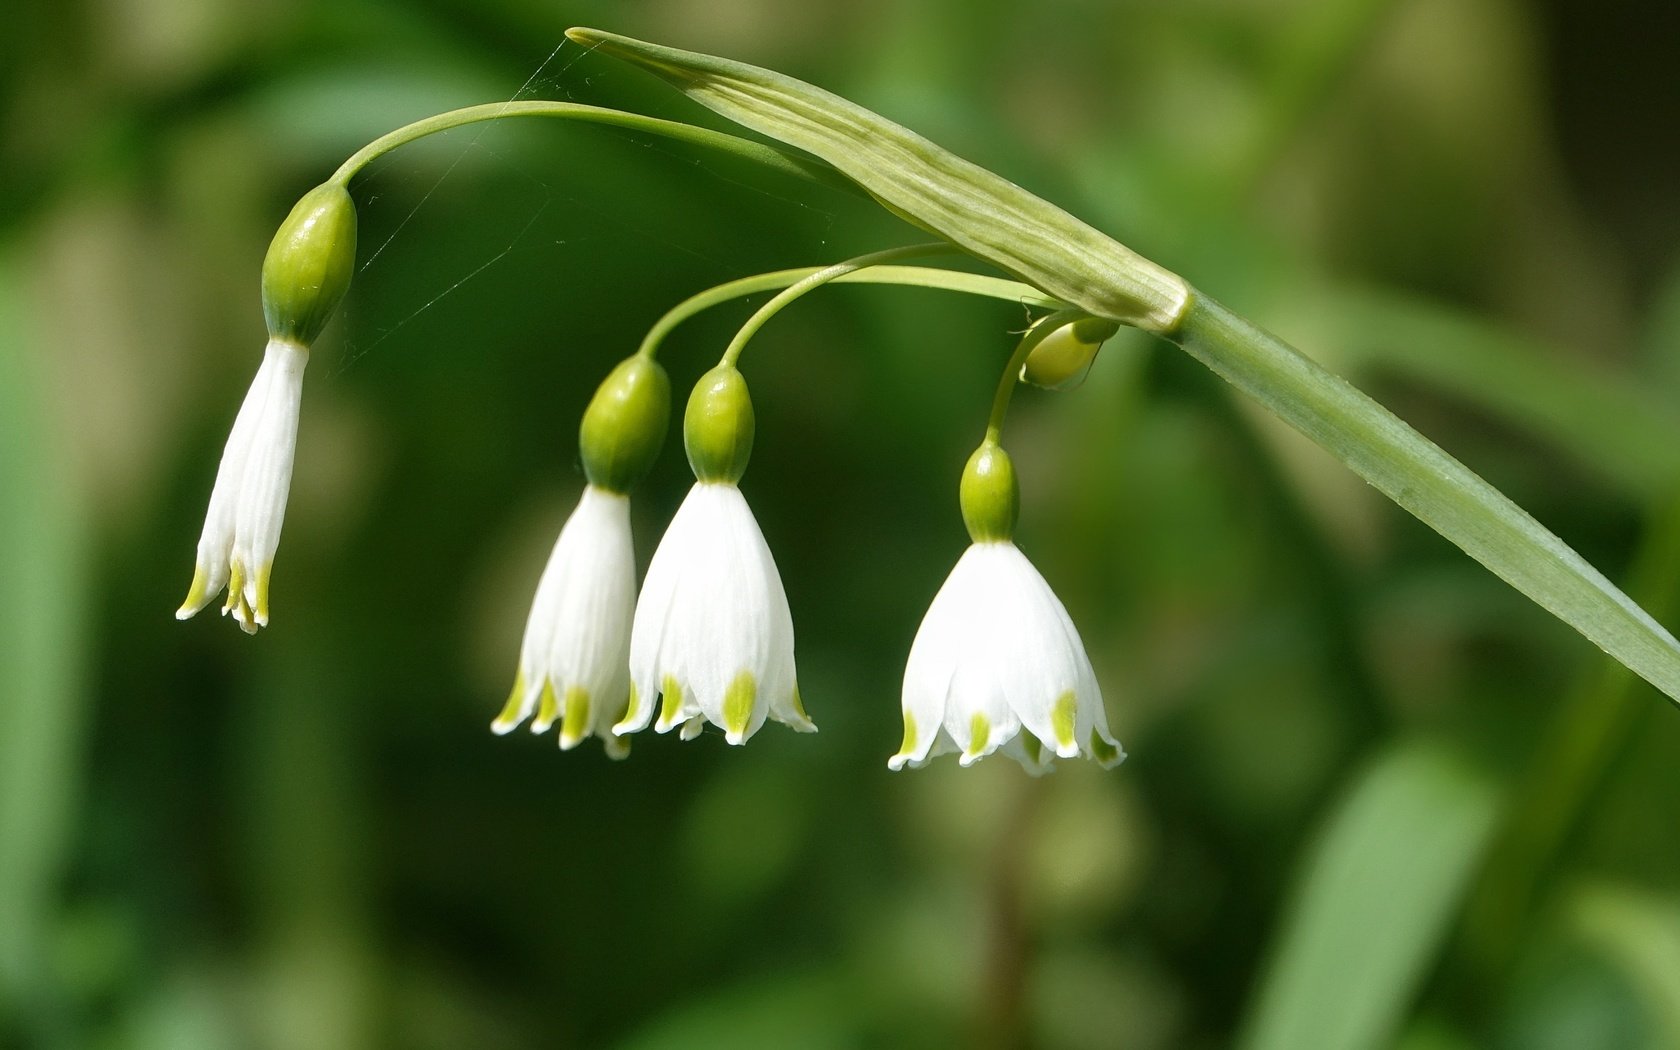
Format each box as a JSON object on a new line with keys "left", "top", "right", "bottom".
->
{"left": 565, "top": 27, "right": 1189, "bottom": 333}
{"left": 1177, "top": 296, "right": 1680, "bottom": 705}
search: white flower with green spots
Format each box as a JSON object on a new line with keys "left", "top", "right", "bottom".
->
{"left": 617, "top": 481, "right": 816, "bottom": 745}
{"left": 177, "top": 182, "right": 356, "bottom": 634}
{"left": 890, "top": 541, "right": 1124, "bottom": 773}
{"left": 176, "top": 338, "right": 309, "bottom": 633}
{"left": 492, "top": 484, "right": 637, "bottom": 757}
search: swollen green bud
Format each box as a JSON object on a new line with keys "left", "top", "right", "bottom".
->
{"left": 960, "top": 441, "right": 1018, "bottom": 543}
{"left": 580, "top": 356, "right": 671, "bottom": 493}
{"left": 684, "top": 365, "right": 754, "bottom": 483}
{"left": 261, "top": 183, "right": 358, "bottom": 346}
{"left": 1019, "top": 316, "right": 1119, "bottom": 390}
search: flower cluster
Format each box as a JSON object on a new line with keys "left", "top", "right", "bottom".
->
{"left": 491, "top": 360, "right": 815, "bottom": 755}
{"left": 179, "top": 184, "right": 1123, "bottom": 775}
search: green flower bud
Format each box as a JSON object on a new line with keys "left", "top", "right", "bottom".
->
{"left": 261, "top": 183, "right": 358, "bottom": 346}
{"left": 960, "top": 441, "right": 1018, "bottom": 543}
{"left": 684, "top": 365, "right": 755, "bottom": 484}
{"left": 1019, "top": 316, "right": 1119, "bottom": 390}
{"left": 580, "top": 356, "right": 672, "bottom": 493}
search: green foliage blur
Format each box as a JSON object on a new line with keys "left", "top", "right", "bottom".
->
{"left": 4, "top": 0, "right": 1680, "bottom": 1047}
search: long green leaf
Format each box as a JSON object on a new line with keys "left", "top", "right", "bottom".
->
{"left": 1177, "top": 295, "right": 1680, "bottom": 705}
{"left": 1322, "top": 286, "right": 1680, "bottom": 499}
{"left": 1239, "top": 742, "right": 1500, "bottom": 1050}
{"left": 1570, "top": 883, "right": 1680, "bottom": 1045}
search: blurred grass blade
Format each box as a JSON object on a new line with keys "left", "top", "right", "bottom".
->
{"left": 0, "top": 249, "right": 87, "bottom": 1025}
{"left": 619, "top": 972, "right": 855, "bottom": 1050}
{"left": 1571, "top": 883, "right": 1680, "bottom": 1044}
{"left": 1322, "top": 286, "right": 1680, "bottom": 499}
{"left": 1178, "top": 296, "right": 1680, "bottom": 705}
{"left": 1239, "top": 742, "right": 1500, "bottom": 1050}
{"left": 564, "top": 27, "right": 1190, "bottom": 332}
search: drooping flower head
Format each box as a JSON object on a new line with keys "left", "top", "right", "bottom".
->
{"left": 891, "top": 441, "right": 1123, "bottom": 773}
{"left": 177, "top": 183, "right": 357, "bottom": 632}
{"left": 492, "top": 356, "right": 669, "bottom": 756}
{"left": 617, "top": 365, "right": 816, "bottom": 745}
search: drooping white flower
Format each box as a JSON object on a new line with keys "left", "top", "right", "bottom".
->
{"left": 617, "top": 481, "right": 816, "bottom": 745}
{"left": 176, "top": 182, "right": 356, "bottom": 634}
{"left": 889, "top": 541, "right": 1124, "bottom": 773}
{"left": 492, "top": 485, "right": 637, "bottom": 756}
{"left": 176, "top": 338, "right": 308, "bottom": 633}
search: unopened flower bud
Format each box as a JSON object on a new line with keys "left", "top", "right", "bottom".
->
{"left": 580, "top": 356, "right": 671, "bottom": 493}
{"left": 261, "top": 183, "right": 358, "bottom": 347}
{"left": 684, "top": 365, "right": 755, "bottom": 484}
{"left": 1019, "top": 316, "right": 1119, "bottom": 390}
{"left": 960, "top": 441, "right": 1018, "bottom": 543}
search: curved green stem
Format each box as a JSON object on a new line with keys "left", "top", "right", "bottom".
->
{"left": 985, "top": 308, "right": 1087, "bottom": 442}
{"left": 636, "top": 264, "right": 1060, "bottom": 360}
{"left": 327, "top": 100, "right": 858, "bottom": 193}
{"left": 717, "top": 244, "right": 954, "bottom": 367}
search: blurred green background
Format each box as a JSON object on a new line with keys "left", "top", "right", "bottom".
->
{"left": 5, "top": 0, "right": 1680, "bottom": 1047}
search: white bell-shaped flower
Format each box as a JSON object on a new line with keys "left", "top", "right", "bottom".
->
{"left": 492, "top": 485, "right": 638, "bottom": 756}
{"left": 618, "top": 482, "right": 815, "bottom": 744}
{"left": 889, "top": 541, "right": 1124, "bottom": 773}
{"left": 617, "top": 363, "right": 815, "bottom": 745}
{"left": 890, "top": 439, "right": 1122, "bottom": 773}
{"left": 176, "top": 338, "right": 308, "bottom": 633}
{"left": 490, "top": 355, "right": 670, "bottom": 757}
{"left": 176, "top": 183, "right": 356, "bottom": 634}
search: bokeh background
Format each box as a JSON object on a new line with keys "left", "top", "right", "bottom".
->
{"left": 5, "top": 0, "right": 1680, "bottom": 1047}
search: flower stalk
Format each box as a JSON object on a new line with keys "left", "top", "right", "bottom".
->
{"left": 327, "top": 100, "right": 857, "bottom": 193}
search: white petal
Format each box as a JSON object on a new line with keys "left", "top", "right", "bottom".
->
{"left": 759, "top": 546, "right": 812, "bottom": 734}
{"left": 178, "top": 346, "right": 276, "bottom": 619}
{"left": 547, "top": 487, "right": 636, "bottom": 748}
{"left": 998, "top": 732, "right": 1055, "bottom": 776}
{"left": 1072, "top": 655, "right": 1124, "bottom": 767}
{"left": 230, "top": 339, "right": 308, "bottom": 628}
{"left": 946, "top": 664, "right": 1021, "bottom": 767}
{"left": 892, "top": 546, "right": 988, "bottom": 769}
{"left": 928, "top": 546, "right": 1024, "bottom": 766}
{"left": 177, "top": 339, "right": 309, "bottom": 631}
{"left": 493, "top": 485, "right": 636, "bottom": 750}
{"left": 623, "top": 487, "right": 697, "bottom": 735}
{"left": 489, "top": 676, "right": 540, "bottom": 737}
{"left": 1003, "top": 546, "right": 1124, "bottom": 766}
{"left": 989, "top": 544, "right": 1092, "bottom": 759}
